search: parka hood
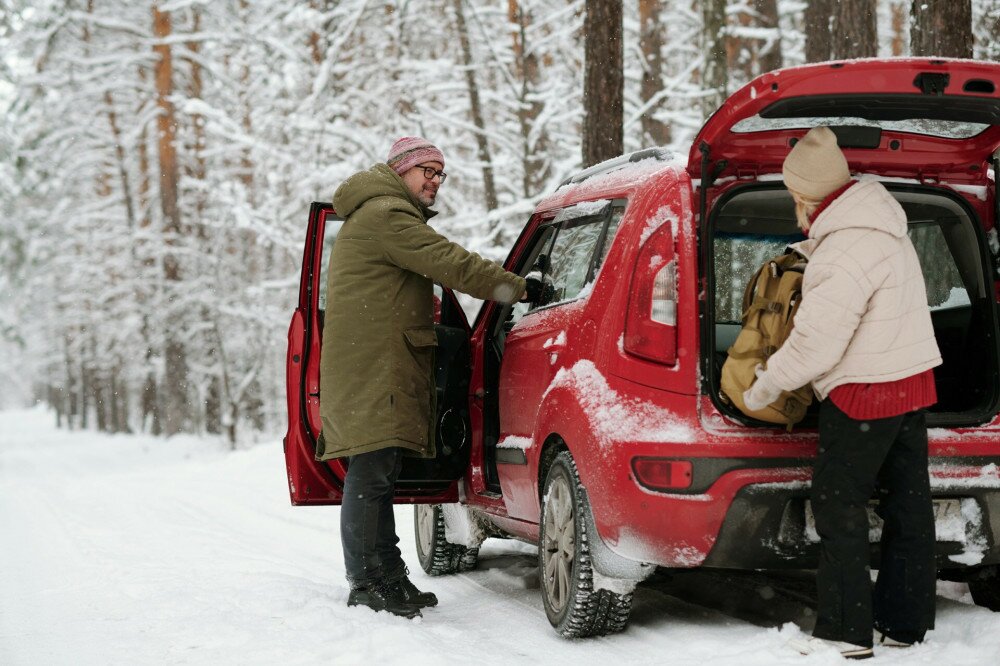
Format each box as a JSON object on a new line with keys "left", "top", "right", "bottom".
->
{"left": 810, "top": 179, "right": 907, "bottom": 241}
{"left": 332, "top": 163, "right": 437, "bottom": 220}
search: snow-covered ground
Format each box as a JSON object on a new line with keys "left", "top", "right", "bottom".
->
{"left": 2, "top": 407, "right": 999, "bottom": 665}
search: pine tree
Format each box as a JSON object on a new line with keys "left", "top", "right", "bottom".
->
{"left": 912, "top": 0, "right": 973, "bottom": 58}
{"left": 832, "top": 0, "right": 878, "bottom": 59}
{"left": 582, "top": 0, "right": 623, "bottom": 166}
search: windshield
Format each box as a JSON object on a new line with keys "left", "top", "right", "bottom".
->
{"left": 731, "top": 115, "right": 988, "bottom": 139}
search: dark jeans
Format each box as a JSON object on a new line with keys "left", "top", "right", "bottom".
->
{"left": 811, "top": 400, "right": 937, "bottom": 647}
{"left": 341, "top": 446, "right": 407, "bottom": 589}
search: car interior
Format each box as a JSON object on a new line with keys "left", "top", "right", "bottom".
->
{"left": 709, "top": 183, "right": 1000, "bottom": 428}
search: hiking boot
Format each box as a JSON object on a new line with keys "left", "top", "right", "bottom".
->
{"left": 874, "top": 629, "right": 914, "bottom": 648}
{"left": 393, "top": 576, "right": 438, "bottom": 608}
{"left": 347, "top": 582, "right": 422, "bottom": 619}
{"left": 787, "top": 636, "right": 873, "bottom": 660}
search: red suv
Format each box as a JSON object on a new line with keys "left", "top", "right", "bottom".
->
{"left": 284, "top": 59, "right": 1000, "bottom": 636}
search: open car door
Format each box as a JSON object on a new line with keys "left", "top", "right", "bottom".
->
{"left": 283, "top": 202, "right": 472, "bottom": 505}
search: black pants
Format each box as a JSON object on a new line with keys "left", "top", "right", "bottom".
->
{"left": 811, "top": 400, "right": 936, "bottom": 647}
{"left": 340, "top": 446, "right": 407, "bottom": 589}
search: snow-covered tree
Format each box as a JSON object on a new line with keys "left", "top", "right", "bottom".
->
{"left": 0, "top": 0, "right": 983, "bottom": 444}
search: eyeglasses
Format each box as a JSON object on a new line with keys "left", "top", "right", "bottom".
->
{"left": 415, "top": 163, "right": 447, "bottom": 184}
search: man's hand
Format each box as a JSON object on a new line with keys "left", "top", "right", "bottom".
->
{"left": 522, "top": 275, "right": 544, "bottom": 303}
{"left": 743, "top": 365, "right": 782, "bottom": 411}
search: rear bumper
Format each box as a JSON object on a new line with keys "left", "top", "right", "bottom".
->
{"left": 702, "top": 482, "right": 1000, "bottom": 570}
{"left": 587, "top": 454, "right": 1000, "bottom": 571}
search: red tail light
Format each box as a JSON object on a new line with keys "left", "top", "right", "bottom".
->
{"left": 624, "top": 221, "right": 677, "bottom": 364}
{"left": 632, "top": 458, "right": 693, "bottom": 490}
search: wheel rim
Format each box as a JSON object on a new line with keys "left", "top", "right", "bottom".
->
{"left": 542, "top": 475, "right": 575, "bottom": 614}
{"left": 416, "top": 504, "right": 436, "bottom": 556}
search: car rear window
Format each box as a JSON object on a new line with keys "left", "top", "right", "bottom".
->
{"left": 731, "top": 115, "right": 988, "bottom": 139}
{"left": 712, "top": 188, "right": 978, "bottom": 327}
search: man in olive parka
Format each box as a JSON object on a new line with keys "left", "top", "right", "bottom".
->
{"left": 320, "top": 137, "right": 527, "bottom": 618}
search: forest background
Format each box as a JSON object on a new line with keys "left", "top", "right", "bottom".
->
{"left": 0, "top": 0, "right": 997, "bottom": 446}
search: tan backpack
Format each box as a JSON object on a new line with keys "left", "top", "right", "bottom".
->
{"left": 720, "top": 250, "right": 813, "bottom": 426}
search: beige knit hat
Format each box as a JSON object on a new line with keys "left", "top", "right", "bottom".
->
{"left": 782, "top": 126, "right": 851, "bottom": 200}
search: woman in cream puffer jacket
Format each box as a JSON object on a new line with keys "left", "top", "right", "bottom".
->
{"left": 756, "top": 177, "right": 941, "bottom": 397}
{"left": 744, "top": 126, "right": 942, "bottom": 659}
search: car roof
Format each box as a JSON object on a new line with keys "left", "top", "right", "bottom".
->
{"left": 537, "top": 149, "right": 687, "bottom": 214}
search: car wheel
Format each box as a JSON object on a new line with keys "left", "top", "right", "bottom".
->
{"left": 414, "top": 504, "right": 479, "bottom": 576}
{"left": 968, "top": 565, "right": 1000, "bottom": 611}
{"left": 539, "top": 451, "right": 633, "bottom": 638}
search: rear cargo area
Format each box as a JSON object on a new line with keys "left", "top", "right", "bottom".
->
{"left": 708, "top": 182, "right": 1000, "bottom": 428}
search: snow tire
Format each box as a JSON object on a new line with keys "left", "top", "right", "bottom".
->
{"left": 414, "top": 504, "right": 480, "bottom": 576}
{"left": 539, "top": 451, "right": 633, "bottom": 638}
{"left": 967, "top": 565, "right": 1000, "bottom": 611}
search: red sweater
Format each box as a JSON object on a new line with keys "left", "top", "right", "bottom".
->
{"left": 808, "top": 181, "right": 937, "bottom": 419}
{"left": 829, "top": 370, "right": 937, "bottom": 420}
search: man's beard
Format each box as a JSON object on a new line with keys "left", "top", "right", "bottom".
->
{"left": 418, "top": 189, "right": 437, "bottom": 206}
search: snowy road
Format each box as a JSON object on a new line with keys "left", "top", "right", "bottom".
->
{"left": 2, "top": 408, "right": 999, "bottom": 665}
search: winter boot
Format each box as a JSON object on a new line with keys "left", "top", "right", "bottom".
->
{"left": 874, "top": 629, "right": 914, "bottom": 648}
{"left": 347, "top": 581, "right": 422, "bottom": 619}
{"left": 787, "top": 636, "right": 873, "bottom": 660}
{"left": 392, "top": 575, "right": 439, "bottom": 608}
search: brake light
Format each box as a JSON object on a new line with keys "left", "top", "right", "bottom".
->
{"left": 624, "top": 221, "right": 677, "bottom": 364}
{"left": 632, "top": 458, "right": 693, "bottom": 490}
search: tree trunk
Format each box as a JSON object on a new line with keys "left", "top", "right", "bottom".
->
{"left": 152, "top": 3, "right": 188, "bottom": 436}
{"left": 62, "top": 338, "right": 76, "bottom": 429}
{"left": 582, "top": 0, "right": 623, "bottom": 167}
{"left": 979, "top": 0, "right": 1000, "bottom": 60}
{"left": 831, "top": 0, "right": 877, "bottom": 59}
{"left": 639, "top": 0, "right": 669, "bottom": 146}
{"left": 137, "top": 66, "right": 152, "bottom": 230}
{"left": 701, "top": 0, "right": 728, "bottom": 120}
{"left": 187, "top": 8, "right": 206, "bottom": 220}
{"left": 754, "top": 0, "right": 783, "bottom": 73}
{"left": 891, "top": 1, "right": 906, "bottom": 56}
{"left": 103, "top": 91, "right": 138, "bottom": 230}
{"left": 509, "top": 0, "right": 549, "bottom": 198}
{"left": 452, "top": 0, "right": 498, "bottom": 211}
{"left": 238, "top": 0, "right": 254, "bottom": 199}
{"left": 94, "top": 371, "right": 108, "bottom": 432}
{"left": 309, "top": 0, "right": 324, "bottom": 64}
{"left": 110, "top": 367, "right": 128, "bottom": 434}
{"left": 135, "top": 63, "right": 159, "bottom": 434}
{"left": 804, "top": 0, "right": 831, "bottom": 63}
{"left": 911, "top": 0, "right": 973, "bottom": 58}
{"left": 79, "top": 354, "right": 90, "bottom": 430}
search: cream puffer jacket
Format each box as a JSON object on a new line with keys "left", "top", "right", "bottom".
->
{"left": 761, "top": 179, "right": 942, "bottom": 400}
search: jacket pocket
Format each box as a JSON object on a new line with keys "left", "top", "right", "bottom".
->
{"left": 404, "top": 326, "right": 438, "bottom": 349}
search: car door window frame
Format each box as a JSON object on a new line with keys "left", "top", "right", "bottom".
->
{"left": 529, "top": 199, "right": 626, "bottom": 314}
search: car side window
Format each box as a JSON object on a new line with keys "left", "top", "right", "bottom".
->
{"left": 546, "top": 218, "right": 606, "bottom": 303}
{"left": 540, "top": 203, "right": 624, "bottom": 307}
{"left": 317, "top": 217, "right": 345, "bottom": 314}
{"left": 505, "top": 226, "right": 557, "bottom": 329}
{"left": 501, "top": 202, "right": 624, "bottom": 333}
{"left": 595, "top": 208, "right": 624, "bottom": 270}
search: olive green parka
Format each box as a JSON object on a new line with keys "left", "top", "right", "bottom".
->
{"left": 317, "top": 163, "right": 526, "bottom": 461}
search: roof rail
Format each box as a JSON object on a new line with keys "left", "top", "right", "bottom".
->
{"left": 558, "top": 147, "right": 674, "bottom": 188}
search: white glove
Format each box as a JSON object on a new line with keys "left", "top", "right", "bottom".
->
{"left": 743, "top": 365, "right": 782, "bottom": 411}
